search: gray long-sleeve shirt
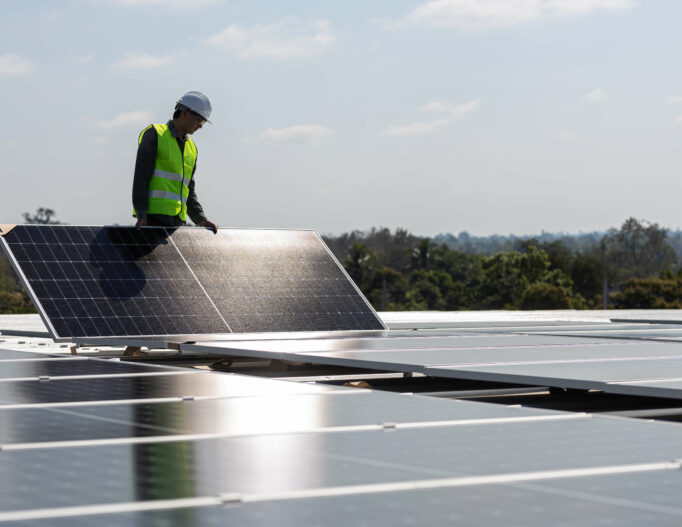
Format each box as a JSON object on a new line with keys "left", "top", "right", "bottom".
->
{"left": 132, "top": 120, "right": 208, "bottom": 226}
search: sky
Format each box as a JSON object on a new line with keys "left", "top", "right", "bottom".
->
{"left": 2, "top": 0, "right": 682, "bottom": 237}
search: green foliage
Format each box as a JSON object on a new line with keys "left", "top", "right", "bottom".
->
{"left": 327, "top": 220, "right": 682, "bottom": 312}
{"left": 612, "top": 277, "right": 682, "bottom": 309}
{"left": 604, "top": 217, "right": 677, "bottom": 282}
{"left": 519, "top": 283, "right": 573, "bottom": 310}
{"left": 0, "top": 291, "right": 35, "bottom": 314}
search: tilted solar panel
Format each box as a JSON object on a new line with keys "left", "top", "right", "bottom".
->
{"left": 0, "top": 225, "right": 384, "bottom": 340}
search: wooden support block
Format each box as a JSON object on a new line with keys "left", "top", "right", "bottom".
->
{"left": 123, "top": 346, "right": 142, "bottom": 357}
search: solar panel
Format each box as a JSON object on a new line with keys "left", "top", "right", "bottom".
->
{"left": 0, "top": 225, "right": 384, "bottom": 340}
{"left": 181, "top": 336, "right": 682, "bottom": 399}
{"left": 169, "top": 228, "right": 383, "bottom": 333}
{"left": 1, "top": 417, "right": 681, "bottom": 513}
{"left": 21, "top": 472, "right": 682, "bottom": 527}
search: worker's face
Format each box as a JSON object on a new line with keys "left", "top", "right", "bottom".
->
{"left": 183, "top": 109, "right": 205, "bottom": 135}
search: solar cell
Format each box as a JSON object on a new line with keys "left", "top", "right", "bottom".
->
{"left": 0, "top": 225, "right": 384, "bottom": 340}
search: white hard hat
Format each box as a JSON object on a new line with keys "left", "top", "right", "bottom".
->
{"left": 176, "top": 91, "right": 212, "bottom": 123}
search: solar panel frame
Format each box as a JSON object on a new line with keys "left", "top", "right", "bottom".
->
{"left": 0, "top": 225, "right": 386, "bottom": 341}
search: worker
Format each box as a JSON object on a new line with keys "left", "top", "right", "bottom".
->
{"left": 133, "top": 91, "right": 218, "bottom": 233}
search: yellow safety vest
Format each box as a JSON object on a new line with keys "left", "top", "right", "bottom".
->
{"left": 134, "top": 124, "right": 197, "bottom": 222}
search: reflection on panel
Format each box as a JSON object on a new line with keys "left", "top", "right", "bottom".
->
{"left": 43, "top": 392, "right": 558, "bottom": 441}
{"left": 169, "top": 229, "right": 384, "bottom": 333}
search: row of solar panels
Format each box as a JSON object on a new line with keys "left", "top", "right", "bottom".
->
{"left": 0, "top": 226, "right": 385, "bottom": 340}
{"left": 2, "top": 347, "right": 682, "bottom": 525}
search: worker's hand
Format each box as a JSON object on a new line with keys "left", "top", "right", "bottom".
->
{"left": 200, "top": 220, "right": 218, "bottom": 234}
{"left": 135, "top": 218, "right": 148, "bottom": 230}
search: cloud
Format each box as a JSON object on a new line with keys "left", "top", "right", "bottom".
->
{"left": 96, "top": 0, "right": 218, "bottom": 7}
{"left": 555, "top": 131, "right": 578, "bottom": 140}
{"left": 0, "top": 54, "right": 35, "bottom": 76}
{"left": 674, "top": 116, "right": 682, "bottom": 125}
{"left": 74, "top": 53, "right": 95, "bottom": 64}
{"left": 100, "top": 111, "right": 153, "bottom": 129}
{"left": 420, "top": 98, "right": 480, "bottom": 117}
{"left": 259, "top": 124, "right": 334, "bottom": 142}
{"left": 584, "top": 88, "right": 606, "bottom": 102}
{"left": 208, "top": 17, "right": 334, "bottom": 59}
{"left": 388, "top": 0, "right": 634, "bottom": 30}
{"left": 386, "top": 98, "right": 480, "bottom": 137}
{"left": 114, "top": 53, "right": 175, "bottom": 69}
{"left": 665, "top": 96, "right": 682, "bottom": 105}
{"left": 384, "top": 119, "right": 450, "bottom": 137}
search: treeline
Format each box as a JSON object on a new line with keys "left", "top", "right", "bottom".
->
{"left": 323, "top": 218, "right": 682, "bottom": 311}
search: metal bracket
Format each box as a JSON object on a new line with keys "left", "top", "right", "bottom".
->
{"left": 218, "top": 493, "right": 244, "bottom": 506}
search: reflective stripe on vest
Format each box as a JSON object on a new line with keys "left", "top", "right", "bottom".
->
{"left": 133, "top": 124, "right": 197, "bottom": 222}
{"left": 152, "top": 168, "right": 184, "bottom": 183}
{"left": 148, "top": 190, "right": 188, "bottom": 204}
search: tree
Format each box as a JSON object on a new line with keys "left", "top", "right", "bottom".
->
{"left": 344, "top": 243, "right": 377, "bottom": 289}
{"left": 22, "top": 207, "right": 62, "bottom": 225}
{"left": 519, "top": 283, "right": 573, "bottom": 310}
{"left": 569, "top": 252, "right": 604, "bottom": 305}
{"left": 604, "top": 218, "right": 677, "bottom": 282}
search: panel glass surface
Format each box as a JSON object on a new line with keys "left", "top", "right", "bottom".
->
{"left": 0, "top": 350, "right": 54, "bottom": 360}
{"left": 0, "top": 372, "right": 330, "bottom": 406}
{"left": 169, "top": 228, "right": 384, "bottom": 333}
{"left": 0, "top": 358, "right": 168, "bottom": 379}
{"left": 0, "top": 226, "right": 383, "bottom": 338}
{"left": 43, "top": 392, "right": 558, "bottom": 440}
{"left": 443, "top": 357, "right": 682, "bottom": 383}
{"left": 1, "top": 417, "right": 682, "bottom": 512}
{"left": 185, "top": 334, "right": 629, "bottom": 355}
{"left": 16, "top": 471, "right": 682, "bottom": 527}
{"left": 0, "top": 406, "right": 182, "bottom": 443}
{"left": 299, "top": 344, "right": 682, "bottom": 369}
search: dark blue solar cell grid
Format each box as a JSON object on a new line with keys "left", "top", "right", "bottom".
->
{"left": 1, "top": 226, "right": 384, "bottom": 338}
{"left": 2, "top": 226, "right": 228, "bottom": 339}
